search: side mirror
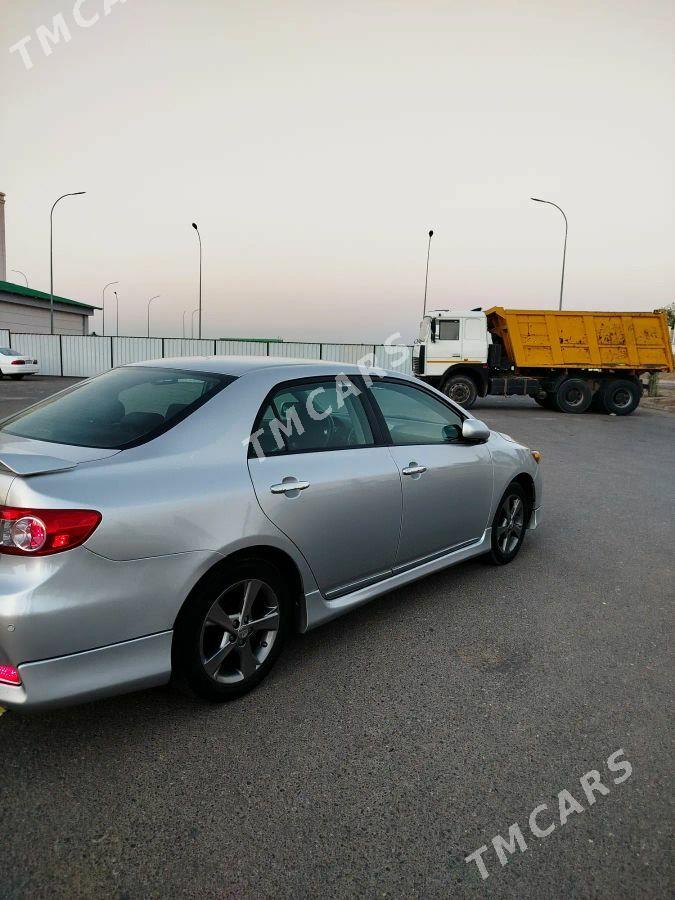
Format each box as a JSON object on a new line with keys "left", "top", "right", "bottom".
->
{"left": 461, "top": 419, "right": 490, "bottom": 443}
{"left": 430, "top": 319, "right": 437, "bottom": 343}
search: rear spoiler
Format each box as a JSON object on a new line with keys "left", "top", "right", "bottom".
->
{"left": 0, "top": 454, "right": 78, "bottom": 476}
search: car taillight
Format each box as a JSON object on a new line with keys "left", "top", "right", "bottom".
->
{"left": 10, "top": 360, "right": 24, "bottom": 366}
{"left": 0, "top": 506, "right": 101, "bottom": 555}
{"left": 0, "top": 665, "right": 21, "bottom": 685}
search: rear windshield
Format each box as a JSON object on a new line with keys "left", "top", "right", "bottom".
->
{"left": 0, "top": 366, "right": 234, "bottom": 449}
{"left": 0, "top": 348, "right": 22, "bottom": 356}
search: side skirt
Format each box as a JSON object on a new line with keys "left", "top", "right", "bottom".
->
{"left": 301, "top": 527, "right": 492, "bottom": 632}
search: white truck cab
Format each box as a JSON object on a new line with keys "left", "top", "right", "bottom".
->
{"left": 413, "top": 309, "right": 491, "bottom": 406}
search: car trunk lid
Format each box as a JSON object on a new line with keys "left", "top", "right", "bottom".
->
{"left": 0, "top": 434, "right": 120, "bottom": 489}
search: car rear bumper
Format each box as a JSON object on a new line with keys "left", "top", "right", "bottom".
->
{"left": 0, "top": 630, "right": 172, "bottom": 711}
{"left": 0, "top": 365, "right": 39, "bottom": 375}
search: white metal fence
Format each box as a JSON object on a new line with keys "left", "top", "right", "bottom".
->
{"left": 0, "top": 331, "right": 414, "bottom": 378}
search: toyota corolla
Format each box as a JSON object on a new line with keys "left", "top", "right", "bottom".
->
{"left": 0, "top": 357, "right": 542, "bottom": 710}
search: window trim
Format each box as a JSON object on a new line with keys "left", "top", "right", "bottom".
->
{"left": 0, "top": 366, "right": 236, "bottom": 451}
{"left": 248, "top": 374, "right": 386, "bottom": 458}
{"left": 361, "top": 375, "right": 468, "bottom": 448}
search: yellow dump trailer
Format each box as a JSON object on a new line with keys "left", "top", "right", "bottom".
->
{"left": 486, "top": 308, "right": 674, "bottom": 372}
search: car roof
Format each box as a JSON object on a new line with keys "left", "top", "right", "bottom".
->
{"left": 130, "top": 355, "right": 405, "bottom": 379}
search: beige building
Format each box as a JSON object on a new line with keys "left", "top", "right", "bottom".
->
{"left": 0, "top": 280, "right": 98, "bottom": 335}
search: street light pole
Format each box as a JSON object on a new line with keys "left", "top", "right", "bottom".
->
{"left": 10, "top": 269, "right": 28, "bottom": 286}
{"left": 192, "top": 223, "right": 202, "bottom": 338}
{"left": 102, "top": 281, "right": 119, "bottom": 336}
{"left": 113, "top": 290, "right": 120, "bottom": 336}
{"left": 531, "top": 198, "right": 568, "bottom": 310}
{"left": 422, "top": 229, "right": 434, "bottom": 317}
{"left": 191, "top": 307, "right": 199, "bottom": 339}
{"left": 50, "top": 191, "right": 86, "bottom": 334}
{"left": 147, "top": 295, "right": 160, "bottom": 337}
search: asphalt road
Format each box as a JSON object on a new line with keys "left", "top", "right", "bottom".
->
{"left": 0, "top": 377, "right": 673, "bottom": 899}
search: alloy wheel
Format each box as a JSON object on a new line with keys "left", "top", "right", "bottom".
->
{"left": 495, "top": 494, "right": 524, "bottom": 555}
{"left": 200, "top": 579, "right": 280, "bottom": 684}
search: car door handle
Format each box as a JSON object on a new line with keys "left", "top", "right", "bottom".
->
{"left": 270, "top": 479, "right": 310, "bottom": 494}
{"left": 402, "top": 464, "right": 427, "bottom": 476}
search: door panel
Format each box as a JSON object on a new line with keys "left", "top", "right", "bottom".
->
{"left": 248, "top": 448, "right": 402, "bottom": 596}
{"left": 387, "top": 443, "right": 493, "bottom": 568}
{"left": 367, "top": 379, "right": 494, "bottom": 568}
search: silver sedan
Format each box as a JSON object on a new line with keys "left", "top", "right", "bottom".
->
{"left": 0, "top": 357, "right": 542, "bottom": 710}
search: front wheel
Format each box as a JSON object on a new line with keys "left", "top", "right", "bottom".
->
{"left": 487, "top": 483, "right": 528, "bottom": 565}
{"left": 442, "top": 374, "right": 478, "bottom": 408}
{"left": 173, "top": 559, "right": 291, "bottom": 701}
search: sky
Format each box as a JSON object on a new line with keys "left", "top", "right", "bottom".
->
{"left": 1, "top": 0, "right": 673, "bottom": 343}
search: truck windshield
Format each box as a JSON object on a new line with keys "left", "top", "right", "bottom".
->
{"left": 0, "top": 366, "right": 234, "bottom": 449}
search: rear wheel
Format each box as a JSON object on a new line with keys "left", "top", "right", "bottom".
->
{"left": 442, "top": 374, "right": 478, "bottom": 408}
{"left": 600, "top": 379, "right": 641, "bottom": 416}
{"left": 534, "top": 392, "right": 556, "bottom": 409}
{"left": 555, "top": 378, "right": 592, "bottom": 414}
{"left": 487, "top": 483, "right": 528, "bottom": 565}
{"left": 173, "top": 559, "right": 291, "bottom": 701}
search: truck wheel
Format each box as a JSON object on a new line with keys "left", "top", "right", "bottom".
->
{"left": 600, "top": 379, "right": 641, "bottom": 416}
{"left": 555, "top": 378, "right": 592, "bottom": 414}
{"left": 443, "top": 374, "right": 477, "bottom": 408}
{"left": 534, "top": 393, "right": 556, "bottom": 409}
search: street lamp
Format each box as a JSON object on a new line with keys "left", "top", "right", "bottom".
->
{"left": 192, "top": 222, "right": 202, "bottom": 338}
{"left": 147, "top": 295, "right": 160, "bottom": 337}
{"left": 102, "top": 281, "right": 119, "bottom": 335}
{"left": 191, "top": 307, "right": 199, "bottom": 339}
{"left": 531, "top": 198, "right": 568, "bottom": 310}
{"left": 10, "top": 269, "right": 28, "bottom": 287}
{"left": 50, "top": 191, "right": 86, "bottom": 334}
{"left": 113, "top": 290, "right": 120, "bottom": 336}
{"left": 422, "top": 229, "right": 434, "bottom": 317}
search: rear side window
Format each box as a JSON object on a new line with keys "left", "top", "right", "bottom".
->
{"left": 0, "top": 366, "right": 233, "bottom": 449}
{"left": 252, "top": 379, "right": 374, "bottom": 456}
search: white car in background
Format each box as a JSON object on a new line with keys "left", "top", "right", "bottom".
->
{"left": 0, "top": 348, "right": 39, "bottom": 380}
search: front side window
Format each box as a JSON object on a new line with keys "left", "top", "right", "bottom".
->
{"left": 438, "top": 319, "right": 460, "bottom": 341}
{"left": 370, "top": 381, "right": 463, "bottom": 445}
{"left": 0, "top": 366, "right": 233, "bottom": 449}
{"left": 252, "top": 379, "right": 374, "bottom": 456}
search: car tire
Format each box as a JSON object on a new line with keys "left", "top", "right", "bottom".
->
{"left": 172, "top": 558, "right": 292, "bottom": 702}
{"left": 9, "top": 374, "right": 24, "bottom": 381}
{"left": 487, "top": 482, "right": 529, "bottom": 565}
{"left": 442, "top": 374, "right": 478, "bottom": 408}
{"left": 600, "top": 379, "right": 641, "bottom": 416}
{"left": 554, "top": 378, "right": 592, "bottom": 414}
